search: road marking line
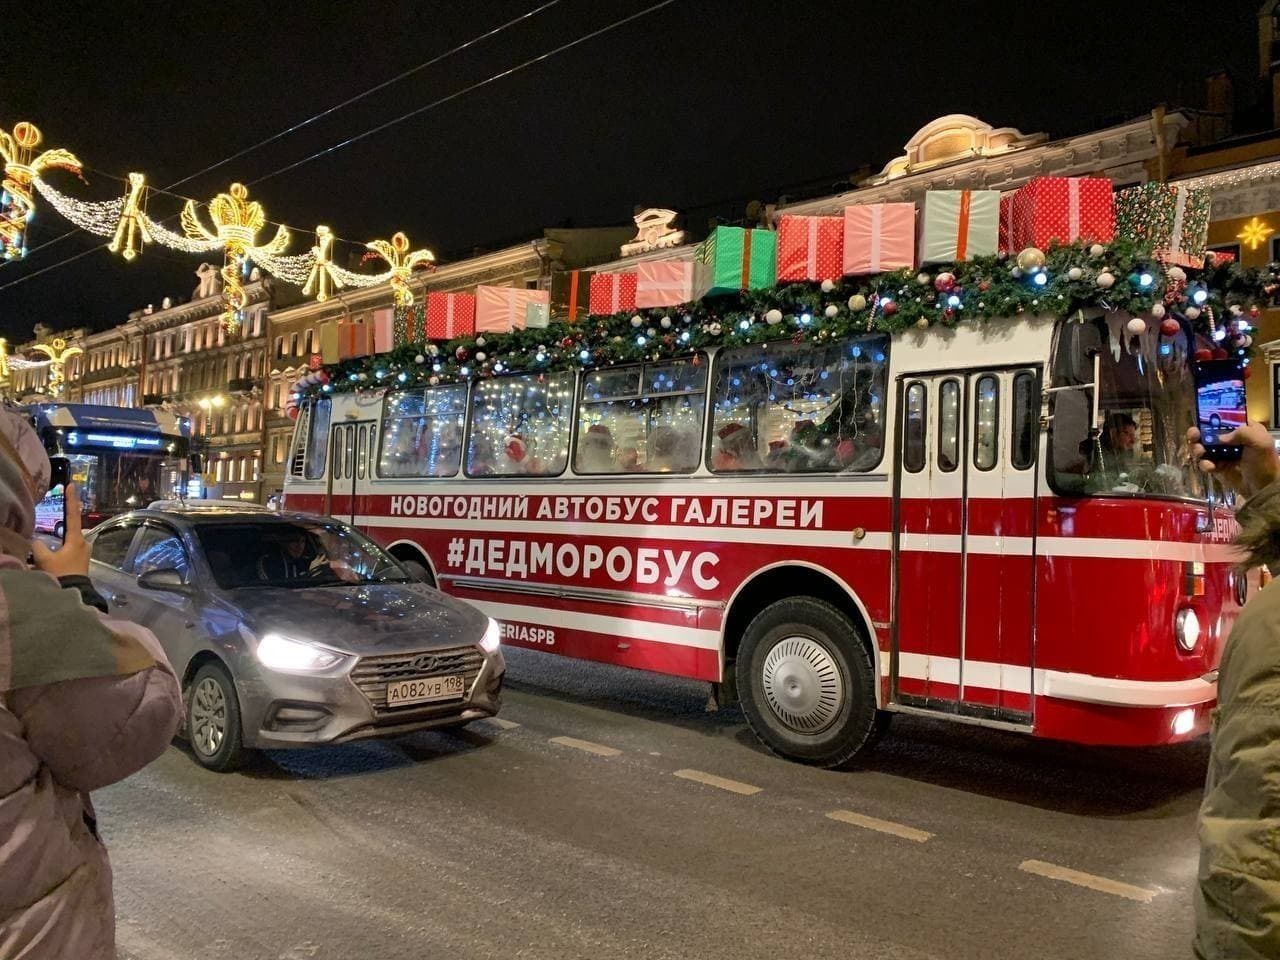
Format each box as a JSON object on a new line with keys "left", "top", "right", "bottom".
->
{"left": 549, "top": 736, "right": 621, "bottom": 757}
{"left": 1018, "top": 859, "right": 1157, "bottom": 903}
{"left": 485, "top": 717, "right": 521, "bottom": 730}
{"left": 672, "top": 769, "right": 762, "bottom": 796}
{"left": 826, "top": 809, "right": 934, "bottom": 843}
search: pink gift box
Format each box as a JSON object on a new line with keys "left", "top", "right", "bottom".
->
{"left": 425, "top": 292, "right": 476, "bottom": 340}
{"left": 1009, "top": 176, "right": 1115, "bottom": 250}
{"left": 635, "top": 260, "right": 696, "bottom": 308}
{"left": 842, "top": 203, "right": 916, "bottom": 275}
{"left": 588, "top": 272, "right": 638, "bottom": 314}
{"left": 372, "top": 307, "right": 395, "bottom": 354}
{"left": 475, "top": 286, "right": 550, "bottom": 334}
{"left": 777, "top": 214, "right": 844, "bottom": 282}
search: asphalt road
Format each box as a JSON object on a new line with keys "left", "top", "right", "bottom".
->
{"left": 101, "top": 647, "right": 1208, "bottom": 960}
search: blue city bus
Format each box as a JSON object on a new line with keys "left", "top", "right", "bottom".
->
{"left": 21, "top": 403, "right": 196, "bottom": 535}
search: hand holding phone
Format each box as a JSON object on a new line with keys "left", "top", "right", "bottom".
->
{"left": 31, "top": 482, "right": 90, "bottom": 578}
{"left": 1192, "top": 359, "right": 1248, "bottom": 462}
{"left": 1188, "top": 420, "right": 1280, "bottom": 497}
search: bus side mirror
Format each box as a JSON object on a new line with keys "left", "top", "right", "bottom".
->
{"left": 1054, "top": 322, "right": 1103, "bottom": 386}
{"left": 189, "top": 453, "right": 204, "bottom": 474}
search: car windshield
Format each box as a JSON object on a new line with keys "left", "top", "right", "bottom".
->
{"left": 1048, "top": 314, "right": 1204, "bottom": 500}
{"left": 194, "top": 520, "right": 411, "bottom": 589}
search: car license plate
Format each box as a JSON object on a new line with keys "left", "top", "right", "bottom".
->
{"left": 386, "top": 674, "right": 465, "bottom": 707}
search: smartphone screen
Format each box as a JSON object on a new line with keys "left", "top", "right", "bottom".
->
{"left": 1192, "top": 359, "right": 1247, "bottom": 461}
{"left": 41, "top": 457, "right": 71, "bottom": 539}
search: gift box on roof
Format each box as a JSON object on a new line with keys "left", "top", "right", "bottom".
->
{"left": 918, "top": 189, "right": 1000, "bottom": 264}
{"left": 319, "top": 323, "right": 340, "bottom": 364}
{"left": 337, "top": 317, "right": 372, "bottom": 359}
{"left": 525, "top": 299, "right": 550, "bottom": 329}
{"left": 843, "top": 203, "right": 915, "bottom": 275}
{"left": 695, "top": 226, "right": 777, "bottom": 297}
{"left": 1115, "top": 182, "right": 1211, "bottom": 268}
{"left": 372, "top": 307, "right": 395, "bottom": 354}
{"left": 1009, "top": 176, "right": 1114, "bottom": 251}
{"left": 635, "top": 260, "right": 697, "bottom": 307}
{"left": 999, "top": 194, "right": 1016, "bottom": 255}
{"left": 777, "top": 214, "right": 844, "bottom": 282}
{"left": 588, "top": 272, "right": 638, "bottom": 314}
{"left": 551, "top": 269, "right": 593, "bottom": 323}
{"left": 425, "top": 291, "right": 476, "bottom": 339}
{"left": 476, "top": 285, "right": 550, "bottom": 334}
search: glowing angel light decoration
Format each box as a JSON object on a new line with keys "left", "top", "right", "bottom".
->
{"left": 0, "top": 122, "right": 82, "bottom": 260}
{"left": 302, "top": 225, "right": 341, "bottom": 302}
{"left": 30, "top": 337, "right": 83, "bottom": 398}
{"left": 181, "top": 182, "right": 290, "bottom": 329}
{"left": 365, "top": 231, "right": 435, "bottom": 306}
{"left": 108, "top": 173, "right": 151, "bottom": 261}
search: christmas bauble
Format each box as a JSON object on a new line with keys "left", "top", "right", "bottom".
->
{"left": 1213, "top": 347, "right": 1229, "bottom": 360}
{"left": 1089, "top": 243, "right": 1106, "bottom": 257}
{"left": 933, "top": 271, "right": 956, "bottom": 292}
{"left": 429, "top": 375, "right": 440, "bottom": 385}
{"left": 475, "top": 336, "right": 486, "bottom": 347}
{"left": 765, "top": 308, "right": 783, "bottom": 325}
{"left": 1243, "top": 335, "right": 1254, "bottom": 348}
{"left": 1151, "top": 303, "right": 1166, "bottom": 319}
{"left": 660, "top": 316, "right": 672, "bottom": 329}
{"left": 1067, "top": 266, "right": 1083, "bottom": 281}
{"left": 1166, "top": 266, "right": 1187, "bottom": 282}
{"left": 1185, "top": 306, "right": 1201, "bottom": 320}
{"left": 824, "top": 304, "right": 839, "bottom": 318}
{"left": 708, "top": 321, "right": 722, "bottom": 336}
{"left": 415, "top": 354, "right": 426, "bottom": 364}
{"left": 475, "top": 351, "right": 487, "bottom": 362}
{"left": 455, "top": 346, "right": 469, "bottom": 360}
{"left": 631, "top": 315, "right": 644, "bottom": 328}
{"left": 1230, "top": 304, "right": 1244, "bottom": 316}
{"left": 820, "top": 279, "right": 836, "bottom": 293}
{"left": 427, "top": 344, "right": 439, "bottom": 356}
{"left": 1097, "top": 271, "right": 1116, "bottom": 289}
{"left": 916, "top": 272, "right": 931, "bottom": 286}
{"left": 1194, "top": 348, "right": 1213, "bottom": 361}
{"left": 1016, "top": 247, "right": 1046, "bottom": 272}
{"left": 882, "top": 300, "right": 898, "bottom": 316}
{"left": 915, "top": 317, "right": 929, "bottom": 329}
{"left": 848, "top": 294, "right": 867, "bottom": 311}
{"left": 1160, "top": 318, "right": 1180, "bottom": 336}
{"left": 1126, "top": 317, "right": 1146, "bottom": 335}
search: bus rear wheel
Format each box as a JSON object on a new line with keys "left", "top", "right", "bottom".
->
{"left": 736, "top": 597, "right": 882, "bottom": 768}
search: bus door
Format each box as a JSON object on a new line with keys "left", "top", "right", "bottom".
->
{"left": 327, "top": 420, "right": 375, "bottom": 526}
{"left": 893, "top": 367, "right": 1040, "bottom": 723}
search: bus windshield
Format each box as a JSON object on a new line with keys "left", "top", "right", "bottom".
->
{"left": 1048, "top": 314, "right": 1203, "bottom": 499}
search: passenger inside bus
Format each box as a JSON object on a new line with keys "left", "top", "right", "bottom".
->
{"left": 578, "top": 423, "right": 618, "bottom": 473}
{"left": 713, "top": 423, "right": 764, "bottom": 471}
{"left": 647, "top": 425, "right": 697, "bottom": 472}
{"left": 431, "top": 422, "right": 463, "bottom": 477}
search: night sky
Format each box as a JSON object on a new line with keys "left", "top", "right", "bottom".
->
{"left": 0, "top": 0, "right": 1263, "bottom": 340}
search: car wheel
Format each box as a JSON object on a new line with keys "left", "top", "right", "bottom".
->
{"left": 187, "top": 662, "right": 246, "bottom": 772}
{"left": 735, "top": 597, "right": 885, "bottom": 768}
{"left": 53, "top": 521, "right": 65, "bottom": 540}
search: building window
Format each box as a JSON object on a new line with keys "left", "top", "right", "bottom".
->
{"left": 289, "top": 332, "right": 300, "bottom": 356}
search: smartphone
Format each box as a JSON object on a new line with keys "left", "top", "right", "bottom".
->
{"left": 48, "top": 457, "right": 70, "bottom": 538}
{"left": 1192, "top": 359, "right": 1247, "bottom": 461}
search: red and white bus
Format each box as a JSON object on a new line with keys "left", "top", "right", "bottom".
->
{"left": 283, "top": 310, "right": 1243, "bottom": 766}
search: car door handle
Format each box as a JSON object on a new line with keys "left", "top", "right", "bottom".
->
{"left": 111, "top": 594, "right": 129, "bottom": 607}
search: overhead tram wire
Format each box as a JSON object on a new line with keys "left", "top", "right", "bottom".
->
{"left": 248, "top": 0, "right": 682, "bottom": 188}
{"left": 0, "top": 0, "right": 563, "bottom": 279}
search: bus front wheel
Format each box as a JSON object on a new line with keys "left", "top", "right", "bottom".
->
{"left": 736, "top": 597, "right": 883, "bottom": 768}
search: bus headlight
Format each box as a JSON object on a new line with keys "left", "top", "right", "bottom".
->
{"left": 1175, "top": 608, "right": 1201, "bottom": 652}
{"left": 479, "top": 618, "right": 502, "bottom": 654}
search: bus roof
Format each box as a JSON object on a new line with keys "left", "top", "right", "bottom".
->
{"left": 21, "top": 403, "right": 190, "bottom": 438}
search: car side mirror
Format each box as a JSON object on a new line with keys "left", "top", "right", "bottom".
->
{"left": 138, "top": 568, "right": 194, "bottom": 596}
{"left": 401, "top": 560, "right": 433, "bottom": 584}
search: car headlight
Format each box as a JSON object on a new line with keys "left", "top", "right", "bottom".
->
{"left": 256, "top": 633, "right": 348, "bottom": 673}
{"left": 479, "top": 617, "right": 501, "bottom": 654}
{"left": 1175, "top": 608, "right": 1201, "bottom": 652}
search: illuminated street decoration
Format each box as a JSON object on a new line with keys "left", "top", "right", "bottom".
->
{"left": 1237, "top": 216, "right": 1275, "bottom": 250}
{"left": 302, "top": 226, "right": 340, "bottom": 302}
{"left": 30, "top": 337, "right": 83, "bottom": 398}
{"left": 109, "top": 173, "right": 151, "bottom": 261}
{"left": 0, "top": 122, "right": 82, "bottom": 259}
{"left": 180, "top": 183, "right": 290, "bottom": 330}
{"left": 364, "top": 231, "right": 435, "bottom": 306}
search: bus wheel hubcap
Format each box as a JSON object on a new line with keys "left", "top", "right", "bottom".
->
{"left": 761, "top": 636, "right": 843, "bottom": 734}
{"left": 191, "top": 677, "right": 227, "bottom": 756}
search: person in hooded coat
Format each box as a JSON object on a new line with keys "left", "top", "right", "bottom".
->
{"left": 0, "top": 409, "right": 182, "bottom": 960}
{"left": 1190, "top": 419, "right": 1280, "bottom": 959}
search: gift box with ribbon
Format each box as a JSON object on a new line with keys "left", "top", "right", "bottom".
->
{"left": 336, "top": 317, "right": 372, "bottom": 360}
{"left": 551, "top": 269, "right": 593, "bottom": 323}
{"left": 776, "top": 215, "right": 844, "bottom": 282}
{"left": 588, "top": 272, "right": 638, "bottom": 315}
{"left": 394, "top": 303, "right": 422, "bottom": 347}
{"left": 636, "top": 260, "right": 697, "bottom": 308}
{"left": 1115, "top": 182, "right": 1211, "bottom": 268}
{"left": 320, "top": 323, "right": 340, "bottom": 364}
{"left": 999, "top": 193, "right": 1017, "bottom": 255}
{"left": 842, "top": 203, "right": 916, "bottom": 275}
{"left": 695, "top": 226, "right": 777, "bottom": 298}
{"left": 371, "top": 307, "right": 395, "bottom": 355}
{"left": 425, "top": 292, "right": 477, "bottom": 340}
{"left": 476, "top": 286, "right": 551, "bottom": 334}
{"left": 1008, "top": 177, "right": 1115, "bottom": 251}
{"left": 918, "top": 190, "right": 1000, "bottom": 264}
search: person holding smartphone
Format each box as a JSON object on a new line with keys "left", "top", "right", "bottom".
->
{"left": 1188, "top": 420, "right": 1280, "bottom": 959}
{"left": 0, "top": 410, "right": 182, "bottom": 959}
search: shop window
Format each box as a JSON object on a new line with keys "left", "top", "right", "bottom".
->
{"left": 379, "top": 384, "right": 468, "bottom": 478}
{"left": 466, "top": 372, "right": 573, "bottom": 477}
{"left": 575, "top": 358, "right": 705, "bottom": 474}
{"left": 708, "top": 335, "right": 890, "bottom": 473}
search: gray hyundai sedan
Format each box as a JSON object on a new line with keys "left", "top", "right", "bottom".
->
{"left": 86, "top": 503, "right": 504, "bottom": 771}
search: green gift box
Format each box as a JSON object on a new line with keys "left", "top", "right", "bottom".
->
{"left": 1115, "top": 182, "right": 1211, "bottom": 268}
{"left": 695, "top": 226, "right": 777, "bottom": 298}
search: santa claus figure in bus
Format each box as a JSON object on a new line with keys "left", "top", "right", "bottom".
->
{"left": 712, "top": 422, "right": 764, "bottom": 471}
{"left": 502, "top": 432, "right": 543, "bottom": 474}
{"left": 578, "top": 423, "right": 618, "bottom": 473}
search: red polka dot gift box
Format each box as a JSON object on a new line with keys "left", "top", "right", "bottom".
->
{"left": 776, "top": 214, "right": 844, "bottom": 283}
{"left": 1008, "top": 176, "right": 1115, "bottom": 252}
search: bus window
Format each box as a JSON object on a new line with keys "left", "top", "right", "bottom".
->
{"left": 466, "top": 371, "right": 573, "bottom": 477}
{"left": 974, "top": 375, "right": 999, "bottom": 471}
{"left": 379, "top": 384, "right": 468, "bottom": 478}
{"left": 304, "top": 398, "right": 332, "bottom": 480}
{"left": 576, "top": 358, "right": 705, "bottom": 474}
{"left": 938, "top": 379, "right": 960, "bottom": 472}
{"left": 1011, "top": 371, "right": 1037, "bottom": 470}
{"left": 709, "top": 335, "right": 889, "bottom": 473}
{"left": 903, "top": 382, "right": 926, "bottom": 473}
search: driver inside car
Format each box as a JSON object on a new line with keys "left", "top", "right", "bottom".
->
{"left": 257, "top": 529, "right": 358, "bottom": 583}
